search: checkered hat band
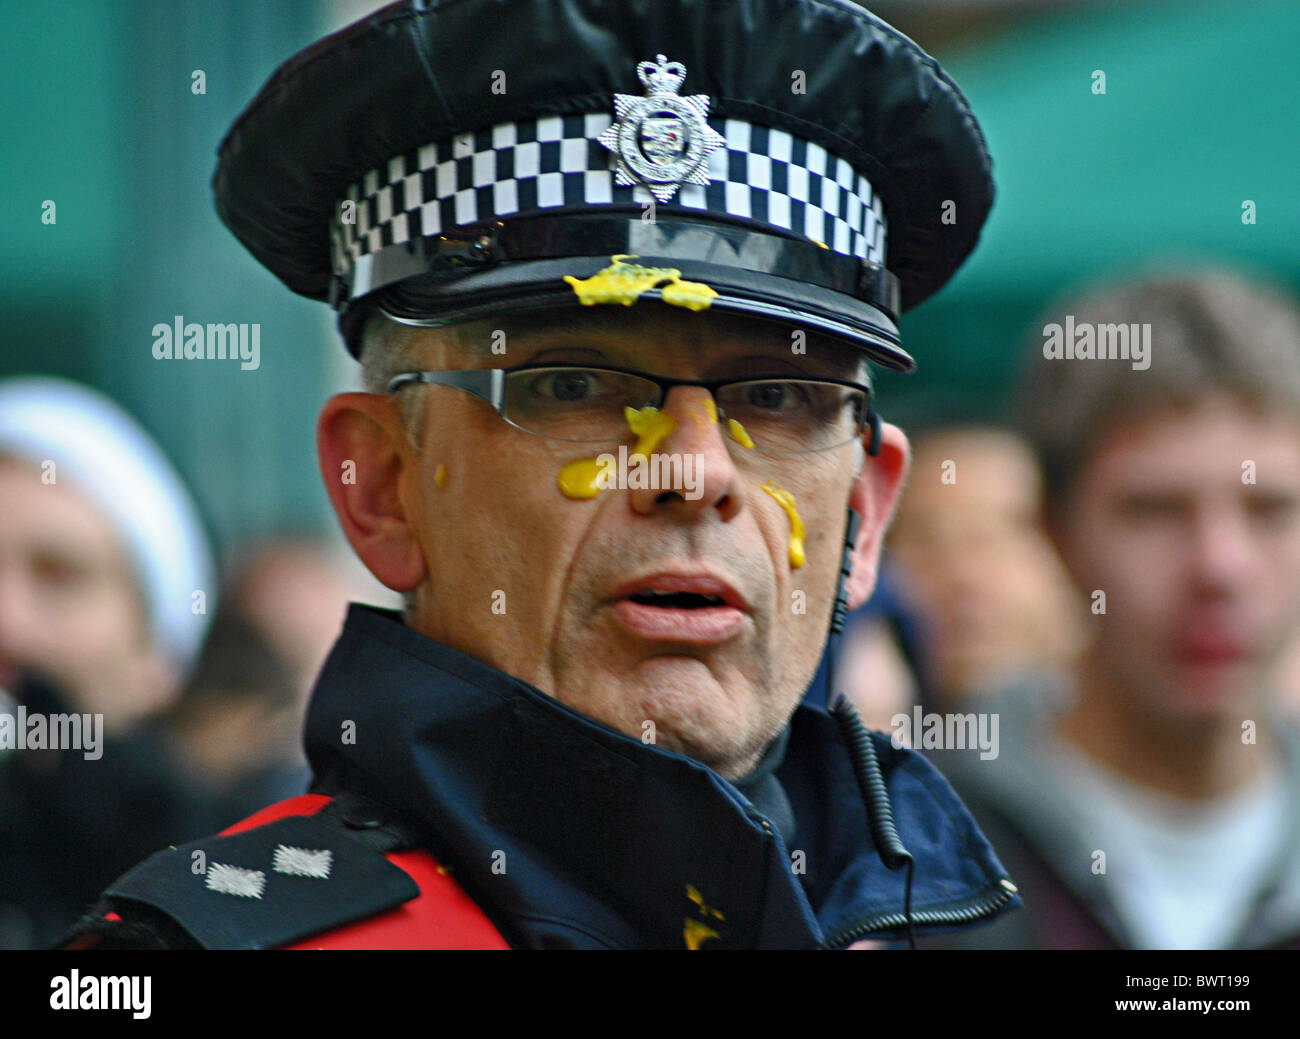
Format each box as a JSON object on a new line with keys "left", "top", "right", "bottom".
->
{"left": 332, "top": 114, "right": 887, "bottom": 279}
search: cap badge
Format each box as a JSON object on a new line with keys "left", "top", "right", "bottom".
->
{"left": 598, "top": 54, "right": 726, "bottom": 203}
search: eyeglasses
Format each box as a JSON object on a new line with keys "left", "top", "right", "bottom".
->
{"left": 387, "top": 362, "right": 874, "bottom": 455}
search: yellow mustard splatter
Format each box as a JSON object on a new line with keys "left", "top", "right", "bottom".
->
{"left": 434, "top": 463, "right": 447, "bottom": 488}
{"left": 661, "top": 279, "right": 718, "bottom": 311}
{"left": 684, "top": 884, "right": 726, "bottom": 950}
{"left": 565, "top": 255, "right": 717, "bottom": 311}
{"left": 556, "top": 405, "right": 677, "bottom": 500}
{"left": 684, "top": 918, "right": 721, "bottom": 951}
{"left": 557, "top": 457, "right": 608, "bottom": 499}
{"left": 727, "top": 418, "right": 754, "bottom": 449}
{"left": 624, "top": 404, "right": 675, "bottom": 460}
{"left": 686, "top": 884, "right": 726, "bottom": 919}
{"left": 762, "top": 481, "right": 806, "bottom": 569}
{"left": 623, "top": 404, "right": 657, "bottom": 437}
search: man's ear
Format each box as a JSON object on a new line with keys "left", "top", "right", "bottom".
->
{"left": 317, "top": 393, "right": 427, "bottom": 593}
{"left": 845, "top": 420, "right": 910, "bottom": 611}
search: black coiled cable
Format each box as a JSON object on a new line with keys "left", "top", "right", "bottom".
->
{"left": 830, "top": 694, "right": 916, "bottom": 949}
{"left": 826, "top": 501, "right": 917, "bottom": 949}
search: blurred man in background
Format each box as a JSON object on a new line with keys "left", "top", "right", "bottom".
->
{"left": 828, "top": 564, "right": 925, "bottom": 732}
{"left": 0, "top": 376, "right": 215, "bottom": 947}
{"left": 887, "top": 425, "right": 1081, "bottom": 710}
{"left": 924, "top": 268, "right": 1300, "bottom": 949}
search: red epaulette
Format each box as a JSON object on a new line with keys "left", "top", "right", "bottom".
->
{"left": 218, "top": 794, "right": 509, "bottom": 950}
{"left": 90, "top": 793, "right": 511, "bottom": 950}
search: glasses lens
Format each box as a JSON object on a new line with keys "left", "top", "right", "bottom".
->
{"left": 716, "top": 379, "right": 867, "bottom": 454}
{"left": 504, "top": 367, "right": 660, "bottom": 442}
{"left": 504, "top": 368, "right": 867, "bottom": 453}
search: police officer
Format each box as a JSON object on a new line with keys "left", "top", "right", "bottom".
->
{"left": 63, "top": 0, "right": 1018, "bottom": 949}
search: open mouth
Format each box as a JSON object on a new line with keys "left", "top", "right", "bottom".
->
{"left": 609, "top": 572, "right": 750, "bottom": 643}
{"left": 626, "top": 590, "right": 729, "bottom": 609}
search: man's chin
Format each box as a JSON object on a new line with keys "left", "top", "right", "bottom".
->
{"left": 1173, "top": 680, "right": 1258, "bottom": 716}
{"left": 570, "top": 699, "right": 759, "bottom": 779}
{"left": 1153, "top": 659, "right": 1263, "bottom": 721}
{"left": 551, "top": 647, "right": 785, "bottom": 772}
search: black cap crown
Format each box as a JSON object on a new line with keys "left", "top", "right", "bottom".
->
{"left": 214, "top": 0, "right": 994, "bottom": 370}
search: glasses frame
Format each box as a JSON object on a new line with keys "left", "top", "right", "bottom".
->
{"left": 387, "top": 361, "right": 876, "bottom": 454}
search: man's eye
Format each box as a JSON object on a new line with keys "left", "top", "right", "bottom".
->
{"left": 1247, "top": 494, "right": 1299, "bottom": 524}
{"left": 31, "top": 552, "right": 92, "bottom": 590}
{"left": 746, "top": 382, "right": 793, "bottom": 410}
{"left": 1118, "top": 494, "right": 1185, "bottom": 520}
{"left": 533, "top": 370, "right": 601, "bottom": 402}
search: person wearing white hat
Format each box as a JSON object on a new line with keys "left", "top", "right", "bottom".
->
{"left": 0, "top": 377, "right": 215, "bottom": 728}
{"left": 0, "top": 376, "right": 217, "bottom": 949}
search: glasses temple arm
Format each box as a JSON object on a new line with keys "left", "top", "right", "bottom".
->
{"left": 386, "top": 369, "right": 506, "bottom": 409}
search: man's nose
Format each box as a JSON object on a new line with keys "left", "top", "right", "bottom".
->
{"left": 1188, "top": 501, "right": 1255, "bottom": 591}
{"left": 626, "top": 386, "right": 744, "bottom": 520}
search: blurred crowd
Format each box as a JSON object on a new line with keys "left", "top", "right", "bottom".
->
{"left": 2, "top": 263, "right": 1299, "bottom": 949}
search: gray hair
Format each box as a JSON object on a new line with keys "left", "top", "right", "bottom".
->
{"left": 358, "top": 309, "right": 437, "bottom": 446}
{"left": 357, "top": 310, "right": 434, "bottom": 616}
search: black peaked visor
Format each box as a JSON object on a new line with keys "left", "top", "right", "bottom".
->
{"left": 334, "top": 214, "right": 913, "bottom": 372}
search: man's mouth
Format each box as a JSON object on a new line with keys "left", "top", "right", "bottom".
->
{"left": 1173, "top": 634, "right": 1251, "bottom": 666}
{"left": 609, "top": 573, "right": 750, "bottom": 644}
{"left": 626, "top": 589, "right": 728, "bottom": 609}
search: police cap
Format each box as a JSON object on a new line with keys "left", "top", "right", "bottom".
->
{"left": 213, "top": 0, "right": 994, "bottom": 372}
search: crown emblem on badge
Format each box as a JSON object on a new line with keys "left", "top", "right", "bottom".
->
{"left": 598, "top": 54, "right": 726, "bottom": 203}
{"left": 638, "top": 55, "right": 687, "bottom": 94}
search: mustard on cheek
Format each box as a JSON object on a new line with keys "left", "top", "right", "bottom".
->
{"left": 555, "top": 405, "right": 678, "bottom": 500}
{"left": 761, "top": 480, "right": 806, "bottom": 570}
